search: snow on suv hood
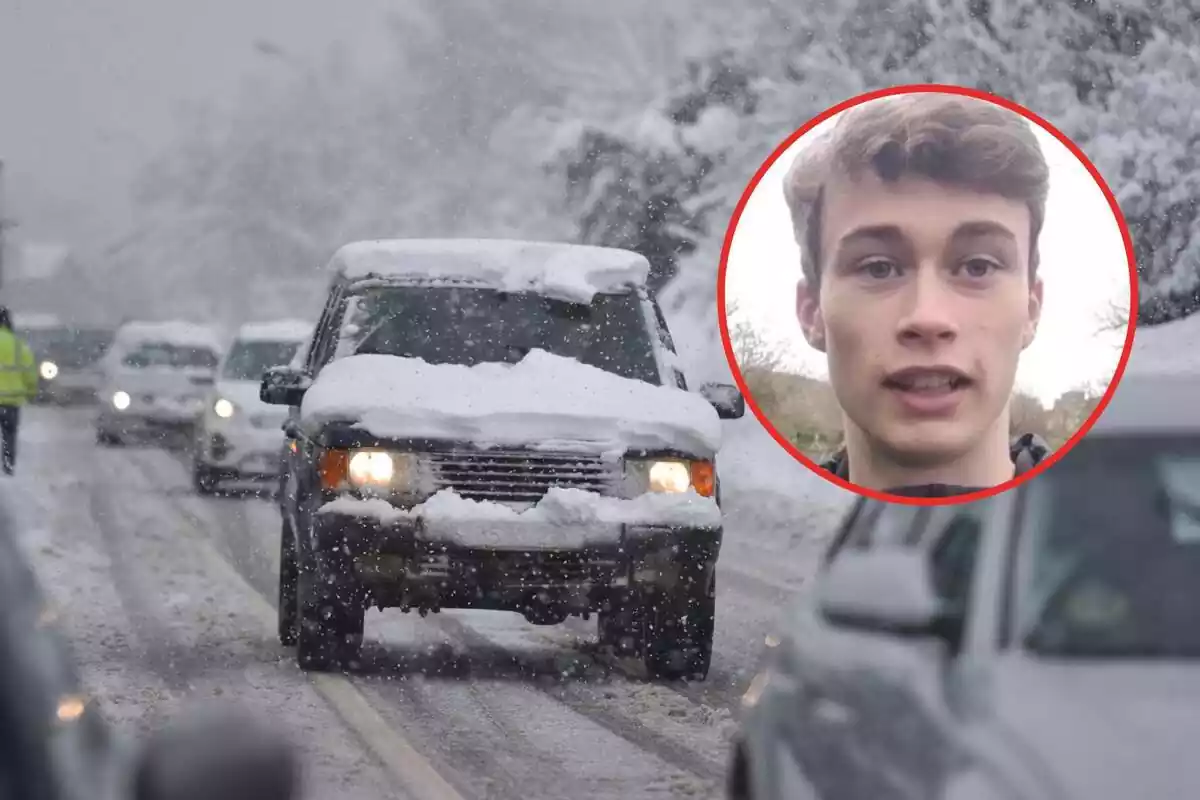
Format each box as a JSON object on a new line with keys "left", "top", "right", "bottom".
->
{"left": 300, "top": 350, "right": 723, "bottom": 457}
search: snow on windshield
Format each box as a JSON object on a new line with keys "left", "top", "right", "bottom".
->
{"left": 332, "top": 239, "right": 651, "bottom": 305}
{"left": 301, "top": 350, "right": 722, "bottom": 457}
{"left": 114, "top": 321, "right": 224, "bottom": 353}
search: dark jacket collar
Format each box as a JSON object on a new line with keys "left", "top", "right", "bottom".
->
{"left": 819, "top": 433, "right": 1052, "bottom": 497}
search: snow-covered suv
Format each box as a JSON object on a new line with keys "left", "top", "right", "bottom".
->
{"left": 262, "top": 238, "right": 745, "bottom": 680}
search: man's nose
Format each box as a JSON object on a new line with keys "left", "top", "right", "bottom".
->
{"left": 896, "top": 266, "right": 958, "bottom": 344}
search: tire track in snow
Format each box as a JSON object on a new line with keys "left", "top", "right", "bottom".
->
{"left": 144, "top": 450, "right": 716, "bottom": 799}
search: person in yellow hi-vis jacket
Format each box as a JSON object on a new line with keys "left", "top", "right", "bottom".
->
{"left": 0, "top": 307, "right": 38, "bottom": 475}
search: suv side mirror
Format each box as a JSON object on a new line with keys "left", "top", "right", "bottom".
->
{"left": 260, "top": 366, "right": 310, "bottom": 406}
{"left": 817, "top": 548, "right": 962, "bottom": 646}
{"left": 700, "top": 382, "right": 745, "bottom": 420}
{"left": 133, "top": 708, "right": 299, "bottom": 800}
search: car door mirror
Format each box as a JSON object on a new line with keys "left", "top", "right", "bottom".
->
{"left": 699, "top": 382, "right": 745, "bottom": 420}
{"left": 260, "top": 366, "right": 310, "bottom": 406}
{"left": 133, "top": 708, "right": 299, "bottom": 800}
{"left": 817, "top": 548, "right": 957, "bottom": 643}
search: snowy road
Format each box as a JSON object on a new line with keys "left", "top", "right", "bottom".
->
{"left": 4, "top": 406, "right": 850, "bottom": 800}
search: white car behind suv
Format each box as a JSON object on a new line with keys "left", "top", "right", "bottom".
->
{"left": 192, "top": 319, "right": 311, "bottom": 494}
{"left": 96, "top": 321, "right": 224, "bottom": 447}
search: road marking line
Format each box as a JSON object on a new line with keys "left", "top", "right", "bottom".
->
{"left": 177, "top": 510, "right": 466, "bottom": 800}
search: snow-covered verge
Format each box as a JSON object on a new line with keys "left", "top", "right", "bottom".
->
{"left": 330, "top": 238, "right": 652, "bottom": 305}
{"left": 300, "top": 349, "right": 724, "bottom": 457}
{"left": 319, "top": 486, "right": 721, "bottom": 548}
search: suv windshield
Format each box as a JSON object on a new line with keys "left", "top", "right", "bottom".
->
{"left": 1017, "top": 436, "right": 1200, "bottom": 658}
{"left": 122, "top": 342, "right": 219, "bottom": 370}
{"left": 334, "top": 285, "right": 662, "bottom": 385}
{"left": 22, "top": 328, "right": 113, "bottom": 369}
{"left": 222, "top": 340, "right": 302, "bottom": 381}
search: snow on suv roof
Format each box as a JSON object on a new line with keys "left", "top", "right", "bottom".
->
{"left": 235, "top": 319, "right": 312, "bottom": 342}
{"left": 114, "top": 321, "right": 224, "bottom": 351}
{"left": 329, "top": 238, "right": 652, "bottom": 304}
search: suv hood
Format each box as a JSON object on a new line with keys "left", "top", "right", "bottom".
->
{"left": 300, "top": 351, "right": 723, "bottom": 457}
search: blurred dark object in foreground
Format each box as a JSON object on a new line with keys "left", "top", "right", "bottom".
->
{"left": 0, "top": 500, "right": 299, "bottom": 800}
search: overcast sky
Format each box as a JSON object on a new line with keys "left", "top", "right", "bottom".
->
{"left": 725, "top": 113, "right": 1132, "bottom": 408}
{"left": 0, "top": 0, "right": 396, "bottom": 252}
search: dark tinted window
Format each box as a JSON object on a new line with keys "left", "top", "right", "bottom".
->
{"left": 20, "top": 328, "right": 112, "bottom": 368}
{"left": 222, "top": 340, "right": 302, "bottom": 380}
{"left": 928, "top": 514, "right": 982, "bottom": 615}
{"left": 334, "top": 286, "right": 661, "bottom": 384}
{"left": 1017, "top": 436, "right": 1200, "bottom": 657}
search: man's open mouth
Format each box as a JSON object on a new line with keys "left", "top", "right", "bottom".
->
{"left": 882, "top": 367, "right": 973, "bottom": 394}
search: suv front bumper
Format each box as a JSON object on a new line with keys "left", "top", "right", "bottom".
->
{"left": 310, "top": 507, "right": 721, "bottom": 613}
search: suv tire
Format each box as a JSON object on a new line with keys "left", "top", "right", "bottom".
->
{"left": 642, "top": 573, "right": 716, "bottom": 682}
{"left": 277, "top": 520, "right": 299, "bottom": 646}
{"left": 296, "top": 551, "right": 365, "bottom": 672}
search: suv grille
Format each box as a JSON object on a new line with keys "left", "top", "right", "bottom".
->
{"left": 427, "top": 449, "right": 619, "bottom": 503}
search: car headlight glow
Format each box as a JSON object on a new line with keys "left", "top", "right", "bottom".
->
{"left": 40, "top": 361, "right": 58, "bottom": 380}
{"left": 649, "top": 460, "right": 691, "bottom": 493}
{"left": 213, "top": 398, "right": 235, "bottom": 419}
{"left": 348, "top": 450, "right": 395, "bottom": 485}
{"left": 625, "top": 458, "right": 715, "bottom": 497}
{"left": 111, "top": 391, "right": 131, "bottom": 411}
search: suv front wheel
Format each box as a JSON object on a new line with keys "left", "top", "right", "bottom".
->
{"left": 600, "top": 572, "right": 716, "bottom": 682}
{"left": 295, "top": 547, "right": 366, "bottom": 672}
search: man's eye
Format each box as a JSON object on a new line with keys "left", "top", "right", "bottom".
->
{"left": 957, "top": 257, "right": 1002, "bottom": 279}
{"left": 858, "top": 259, "right": 899, "bottom": 280}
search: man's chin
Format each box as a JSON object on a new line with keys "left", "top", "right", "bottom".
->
{"left": 870, "top": 422, "right": 979, "bottom": 471}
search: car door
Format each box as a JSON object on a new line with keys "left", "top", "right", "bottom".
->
{"left": 762, "top": 499, "right": 915, "bottom": 798}
{"left": 283, "top": 285, "right": 344, "bottom": 536}
{"left": 786, "top": 504, "right": 985, "bottom": 799}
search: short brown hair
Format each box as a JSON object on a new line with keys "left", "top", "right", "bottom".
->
{"left": 783, "top": 93, "right": 1050, "bottom": 290}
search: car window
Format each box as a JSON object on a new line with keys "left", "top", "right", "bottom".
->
{"left": 222, "top": 340, "right": 303, "bottom": 381}
{"left": 648, "top": 296, "right": 677, "bottom": 354}
{"left": 328, "top": 285, "right": 663, "bottom": 385}
{"left": 1012, "top": 435, "right": 1200, "bottom": 658}
{"left": 926, "top": 511, "right": 983, "bottom": 617}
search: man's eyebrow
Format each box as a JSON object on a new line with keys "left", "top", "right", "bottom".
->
{"left": 951, "top": 220, "right": 1018, "bottom": 242}
{"left": 835, "top": 224, "right": 906, "bottom": 249}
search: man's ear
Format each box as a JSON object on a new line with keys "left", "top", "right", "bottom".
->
{"left": 796, "top": 280, "right": 826, "bottom": 353}
{"left": 1022, "top": 276, "right": 1044, "bottom": 350}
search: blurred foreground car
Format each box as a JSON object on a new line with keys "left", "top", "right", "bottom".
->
{"left": 95, "top": 322, "right": 223, "bottom": 447}
{"left": 730, "top": 372, "right": 1200, "bottom": 800}
{"left": 192, "top": 319, "right": 310, "bottom": 494}
{"left": 263, "top": 238, "right": 745, "bottom": 679}
{"left": 17, "top": 321, "right": 114, "bottom": 405}
{"left": 0, "top": 500, "right": 297, "bottom": 800}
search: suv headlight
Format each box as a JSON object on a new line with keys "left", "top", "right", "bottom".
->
{"left": 40, "top": 361, "right": 58, "bottom": 380}
{"left": 319, "top": 448, "right": 434, "bottom": 499}
{"left": 624, "top": 458, "right": 715, "bottom": 497}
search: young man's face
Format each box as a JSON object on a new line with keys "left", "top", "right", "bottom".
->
{"left": 797, "top": 171, "right": 1043, "bottom": 469}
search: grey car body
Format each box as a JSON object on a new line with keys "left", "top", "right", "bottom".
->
{"left": 730, "top": 372, "right": 1200, "bottom": 800}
